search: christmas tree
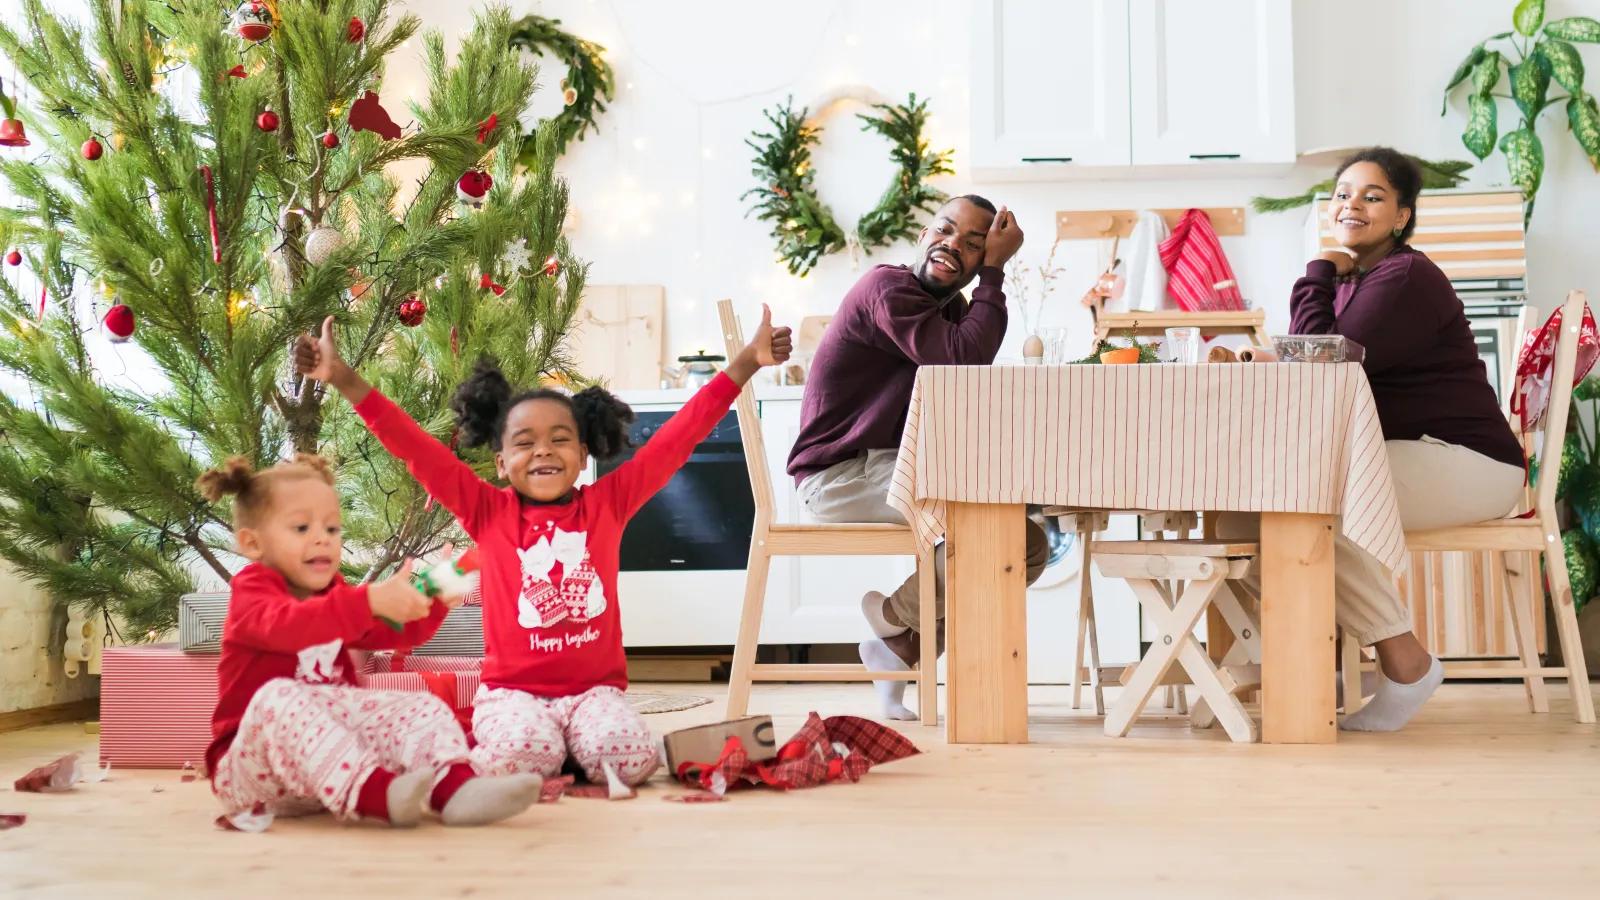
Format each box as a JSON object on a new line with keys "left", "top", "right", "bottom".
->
{"left": 0, "top": 0, "right": 586, "bottom": 638}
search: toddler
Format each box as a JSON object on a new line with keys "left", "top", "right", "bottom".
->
{"left": 201, "top": 454, "right": 542, "bottom": 826}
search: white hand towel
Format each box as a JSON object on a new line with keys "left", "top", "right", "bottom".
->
{"left": 1121, "top": 210, "right": 1171, "bottom": 312}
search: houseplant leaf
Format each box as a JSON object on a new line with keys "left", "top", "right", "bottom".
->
{"left": 1562, "top": 528, "right": 1598, "bottom": 608}
{"left": 1569, "top": 465, "right": 1600, "bottom": 546}
{"left": 1514, "top": 0, "right": 1546, "bottom": 37}
{"left": 1511, "top": 54, "right": 1552, "bottom": 119}
{"left": 1557, "top": 438, "right": 1584, "bottom": 499}
{"left": 1568, "top": 92, "right": 1600, "bottom": 170}
{"left": 1544, "top": 16, "right": 1600, "bottom": 42}
{"left": 1500, "top": 127, "right": 1545, "bottom": 211}
{"left": 1541, "top": 40, "right": 1585, "bottom": 93}
{"left": 1473, "top": 51, "right": 1503, "bottom": 95}
{"left": 1573, "top": 374, "right": 1600, "bottom": 402}
{"left": 1464, "top": 94, "right": 1499, "bottom": 159}
{"left": 1443, "top": 44, "right": 1487, "bottom": 112}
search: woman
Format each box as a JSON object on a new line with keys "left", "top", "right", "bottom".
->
{"left": 1228, "top": 147, "right": 1527, "bottom": 732}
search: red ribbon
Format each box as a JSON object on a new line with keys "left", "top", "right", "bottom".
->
{"left": 217, "top": 65, "right": 246, "bottom": 82}
{"left": 199, "top": 165, "right": 220, "bottom": 264}
{"left": 37, "top": 283, "right": 46, "bottom": 320}
{"left": 475, "top": 114, "right": 497, "bottom": 144}
{"left": 479, "top": 272, "right": 505, "bottom": 296}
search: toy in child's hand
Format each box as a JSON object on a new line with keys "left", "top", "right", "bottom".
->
{"left": 369, "top": 559, "right": 433, "bottom": 632}
{"left": 413, "top": 546, "right": 480, "bottom": 607}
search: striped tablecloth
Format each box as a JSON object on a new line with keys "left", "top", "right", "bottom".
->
{"left": 886, "top": 362, "right": 1405, "bottom": 571}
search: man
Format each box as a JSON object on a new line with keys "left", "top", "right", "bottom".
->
{"left": 786, "top": 194, "right": 1048, "bottom": 720}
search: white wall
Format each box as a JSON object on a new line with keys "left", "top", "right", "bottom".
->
{"left": 398, "top": 0, "right": 1598, "bottom": 363}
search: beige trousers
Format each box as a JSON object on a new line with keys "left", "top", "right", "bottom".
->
{"left": 798, "top": 450, "right": 1049, "bottom": 632}
{"left": 1217, "top": 437, "right": 1525, "bottom": 647}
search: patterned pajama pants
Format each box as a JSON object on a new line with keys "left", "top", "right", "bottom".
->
{"left": 470, "top": 686, "right": 659, "bottom": 786}
{"left": 212, "top": 678, "right": 473, "bottom": 821}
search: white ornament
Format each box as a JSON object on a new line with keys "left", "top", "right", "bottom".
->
{"left": 502, "top": 240, "right": 533, "bottom": 275}
{"left": 304, "top": 226, "right": 346, "bottom": 266}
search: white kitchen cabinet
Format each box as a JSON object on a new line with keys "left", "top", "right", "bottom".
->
{"left": 1127, "top": 0, "right": 1296, "bottom": 165}
{"left": 970, "top": 0, "right": 1132, "bottom": 170}
{"left": 970, "top": 0, "right": 1295, "bottom": 176}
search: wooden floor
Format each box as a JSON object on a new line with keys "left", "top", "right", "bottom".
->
{"left": 2, "top": 682, "right": 1598, "bottom": 899}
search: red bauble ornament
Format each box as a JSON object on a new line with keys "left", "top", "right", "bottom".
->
{"left": 81, "top": 138, "right": 103, "bottom": 160}
{"left": 234, "top": 2, "right": 274, "bottom": 42}
{"left": 456, "top": 170, "right": 492, "bottom": 209}
{"left": 256, "top": 110, "right": 279, "bottom": 132}
{"left": 397, "top": 296, "right": 427, "bottom": 327}
{"left": 347, "top": 17, "right": 366, "bottom": 43}
{"left": 322, "top": 132, "right": 339, "bottom": 149}
{"left": 543, "top": 255, "right": 560, "bottom": 277}
{"left": 103, "top": 304, "right": 136, "bottom": 342}
{"left": 5, "top": 249, "right": 20, "bottom": 267}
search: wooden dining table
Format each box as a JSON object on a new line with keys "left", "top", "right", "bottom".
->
{"left": 887, "top": 362, "right": 1406, "bottom": 745}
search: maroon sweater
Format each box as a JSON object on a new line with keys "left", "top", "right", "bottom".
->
{"left": 788, "top": 264, "right": 1009, "bottom": 482}
{"left": 1289, "top": 246, "right": 1524, "bottom": 469}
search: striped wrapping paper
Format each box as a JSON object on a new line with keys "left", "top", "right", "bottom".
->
{"left": 357, "top": 672, "right": 481, "bottom": 709}
{"left": 99, "top": 644, "right": 218, "bottom": 769}
{"left": 412, "top": 605, "right": 483, "bottom": 657}
{"left": 360, "top": 653, "right": 483, "bottom": 675}
{"left": 178, "top": 592, "right": 229, "bottom": 653}
{"left": 887, "top": 362, "right": 1405, "bottom": 572}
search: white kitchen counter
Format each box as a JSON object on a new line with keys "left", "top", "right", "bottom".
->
{"left": 615, "top": 383, "right": 805, "bottom": 407}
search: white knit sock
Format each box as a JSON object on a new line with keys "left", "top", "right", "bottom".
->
{"left": 859, "top": 639, "right": 916, "bottom": 721}
{"left": 861, "top": 592, "right": 907, "bottom": 639}
{"left": 1339, "top": 657, "right": 1444, "bottom": 732}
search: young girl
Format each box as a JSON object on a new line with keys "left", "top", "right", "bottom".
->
{"left": 295, "top": 308, "right": 791, "bottom": 786}
{"left": 201, "top": 454, "right": 543, "bottom": 827}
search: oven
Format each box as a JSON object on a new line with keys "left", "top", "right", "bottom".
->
{"left": 597, "top": 410, "right": 755, "bottom": 571}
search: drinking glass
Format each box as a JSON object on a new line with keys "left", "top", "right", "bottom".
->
{"left": 1165, "top": 327, "right": 1201, "bottom": 364}
{"left": 1041, "top": 327, "right": 1069, "bottom": 364}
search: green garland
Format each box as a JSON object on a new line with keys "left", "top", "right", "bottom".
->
{"left": 1251, "top": 156, "right": 1474, "bottom": 214}
{"left": 508, "top": 14, "right": 615, "bottom": 165}
{"left": 743, "top": 94, "right": 953, "bottom": 277}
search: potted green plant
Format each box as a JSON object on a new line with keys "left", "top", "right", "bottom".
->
{"left": 1440, "top": 0, "right": 1600, "bottom": 222}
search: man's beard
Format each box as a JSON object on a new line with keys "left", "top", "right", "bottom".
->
{"left": 912, "top": 259, "right": 964, "bottom": 301}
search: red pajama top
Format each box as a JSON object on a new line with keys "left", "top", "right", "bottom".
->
{"left": 206, "top": 563, "right": 450, "bottom": 776}
{"left": 353, "top": 373, "right": 742, "bottom": 699}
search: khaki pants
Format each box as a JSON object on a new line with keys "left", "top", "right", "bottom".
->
{"left": 798, "top": 449, "right": 1049, "bottom": 632}
{"left": 1217, "top": 437, "right": 1525, "bottom": 647}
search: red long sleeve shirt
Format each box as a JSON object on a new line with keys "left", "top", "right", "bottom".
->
{"left": 353, "top": 372, "right": 743, "bottom": 700}
{"left": 787, "top": 264, "right": 1008, "bottom": 483}
{"left": 206, "top": 563, "right": 450, "bottom": 775}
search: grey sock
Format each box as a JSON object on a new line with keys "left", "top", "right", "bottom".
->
{"left": 441, "top": 773, "right": 543, "bottom": 827}
{"left": 1339, "top": 657, "right": 1444, "bottom": 733}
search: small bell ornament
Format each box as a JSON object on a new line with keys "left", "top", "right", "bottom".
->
{"left": 456, "top": 170, "right": 492, "bottom": 210}
{"left": 233, "top": 3, "right": 274, "bottom": 42}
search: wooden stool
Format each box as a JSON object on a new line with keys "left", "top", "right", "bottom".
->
{"left": 1091, "top": 540, "right": 1262, "bottom": 743}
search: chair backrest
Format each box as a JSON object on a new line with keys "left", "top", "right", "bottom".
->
{"left": 1317, "top": 190, "right": 1527, "bottom": 283}
{"left": 1533, "top": 290, "right": 1589, "bottom": 515}
{"left": 718, "top": 299, "right": 776, "bottom": 528}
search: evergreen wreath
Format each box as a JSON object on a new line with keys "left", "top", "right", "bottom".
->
{"left": 508, "top": 14, "right": 615, "bottom": 165}
{"left": 744, "top": 92, "right": 953, "bottom": 277}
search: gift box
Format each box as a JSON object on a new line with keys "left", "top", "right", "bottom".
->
{"left": 355, "top": 654, "right": 480, "bottom": 733}
{"left": 178, "top": 592, "right": 228, "bottom": 653}
{"left": 99, "top": 643, "right": 218, "bottom": 769}
{"left": 412, "top": 605, "right": 484, "bottom": 657}
{"left": 179, "top": 591, "right": 483, "bottom": 657}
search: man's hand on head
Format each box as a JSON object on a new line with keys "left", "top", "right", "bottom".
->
{"left": 982, "top": 206, "right": 1024, "bottom": 270}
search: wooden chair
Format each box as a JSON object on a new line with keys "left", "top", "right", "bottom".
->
{"left": 1090, "top": 540, "right": 1263, "bottom": 742}
{"left": 1342, "top": 290, "right": 1594, "bottom": 724}
{"left": 718, "top": 300, "right": 939, "bottom": 725}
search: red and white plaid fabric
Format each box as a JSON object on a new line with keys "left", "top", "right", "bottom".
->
{"left": 1511, "top": 301, "right": 1598, "bottom": 432}
{"left": 673, "top": 713, "right": 919, "bottom": 794}
{"left": 1158, "top": 208, "right": 1245, "bottom": 312}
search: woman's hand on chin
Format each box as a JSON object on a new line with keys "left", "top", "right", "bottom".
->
{"left": 1318, "top": 249, "right": 1357, "bottom": 277}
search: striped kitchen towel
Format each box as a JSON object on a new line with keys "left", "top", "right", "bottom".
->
{"left": 100, "top": 644, "right": 218, "bottom": 769}
{"left": 1158, "top": 208, "right": 1245, "bottom": 312}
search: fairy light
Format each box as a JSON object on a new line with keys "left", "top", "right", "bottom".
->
{"left": 146, "top": 629, "right": 158, "bottom": 640}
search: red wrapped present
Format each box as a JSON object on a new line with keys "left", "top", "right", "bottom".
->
{"left": 359, "top": 652, "right": 482, "bottom": 675}
{"left": 354, "top": 654, "right": 480, "bottom": 735}
{"left": 100, "top": 644, "right": 218, "bottom": 769}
